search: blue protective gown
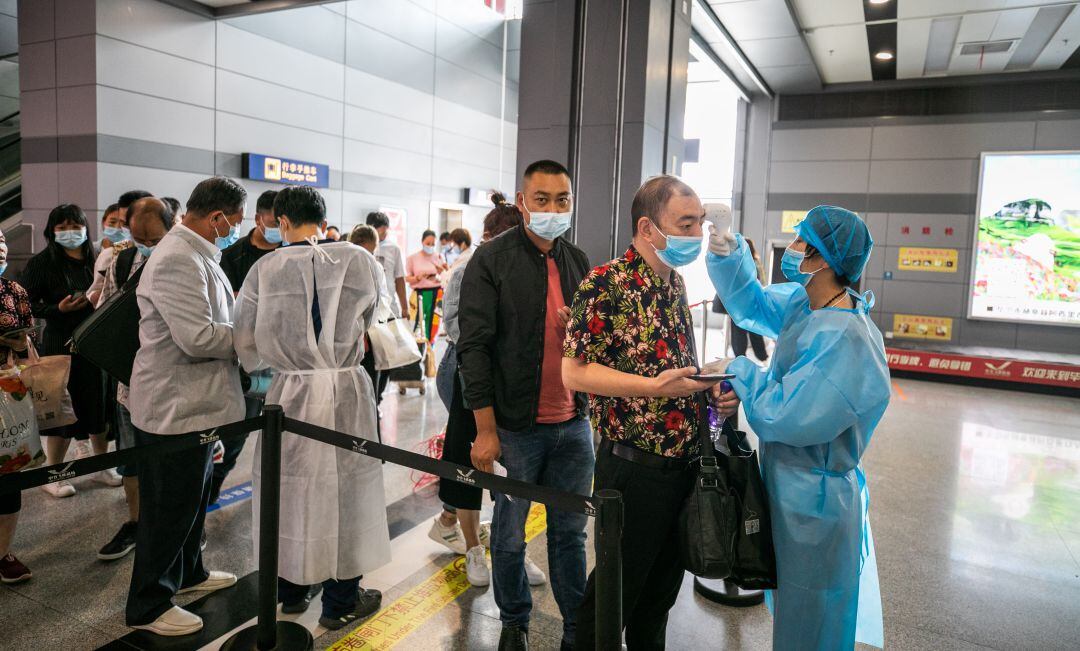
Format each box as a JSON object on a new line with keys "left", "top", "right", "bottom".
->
{"left": 707, "top": 235, "right": 890, "bottom": 650}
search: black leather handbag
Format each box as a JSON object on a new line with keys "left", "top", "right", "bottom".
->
{"left": 678, "top": 393, "right": 738, "bottom": 579}
{"left": 719, "top": 419, "right": 778, "bottom": 590}
{"left": 71, "top": 263, "right": 144, "bottom": 385}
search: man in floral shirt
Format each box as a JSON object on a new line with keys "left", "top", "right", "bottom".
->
{"left": 563, "top": 175, "right": 739, "bottom": 649}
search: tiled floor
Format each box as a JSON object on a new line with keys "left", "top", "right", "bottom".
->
{"left": 3, "top": 367, "right": 1080, "bottom": 650}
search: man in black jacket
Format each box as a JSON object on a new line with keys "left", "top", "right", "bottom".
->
{"left": 458, "top": 160, "right": 592, "bottom": 651}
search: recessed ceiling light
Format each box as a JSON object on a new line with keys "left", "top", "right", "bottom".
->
{"left": 875, "top": 51, "right": 895, "bottom": 61}
{"left": 869, "top": 0, "right": 891, "bottom": 5}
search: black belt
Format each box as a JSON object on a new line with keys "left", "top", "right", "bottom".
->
{"left": 599, "top": 439, "right": 693, "bottom": 471}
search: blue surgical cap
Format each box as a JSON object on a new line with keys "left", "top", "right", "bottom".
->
{"left": 795, "top": 205, "right": 874, "bottom": 282}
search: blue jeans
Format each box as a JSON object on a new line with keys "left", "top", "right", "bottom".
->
{"left": 435, "top": 342, "right": 457, "bottom": 410}
{"left": 492, "top": 416, "right": 594, "bottom": 639}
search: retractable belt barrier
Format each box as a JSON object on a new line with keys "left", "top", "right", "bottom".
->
{"left": 0, "top": 405, "right": 625, "bottom": 651}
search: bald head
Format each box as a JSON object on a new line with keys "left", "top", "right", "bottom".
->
{"left": 129, "top": 197, "right": 172, "bottom": 250}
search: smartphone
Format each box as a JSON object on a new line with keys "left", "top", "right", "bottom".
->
{"left": 71, "top": 291, "right": 86, "bottom": 300}
{"left": 690, "top": 373, "right": 736, "bottom": 382}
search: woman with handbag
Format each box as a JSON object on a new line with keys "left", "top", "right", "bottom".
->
{"left": 20, "top": 204, "right": 115, "bottom": 498}
{"left": 0, "top": 226, "right": 35, "bottom": 583}
{"left": 706, "top": 205, "right": 890, "bottom": 650}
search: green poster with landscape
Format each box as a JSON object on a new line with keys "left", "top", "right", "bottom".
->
{"left": 970, "top": 152, "right": 1080, "bottom": 326}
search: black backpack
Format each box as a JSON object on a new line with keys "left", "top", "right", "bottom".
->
{"left": 71, "top": 248, "right": 144, "bottom": 385}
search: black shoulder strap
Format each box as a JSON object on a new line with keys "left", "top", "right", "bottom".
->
{"left": 114, "top": 247, "right": 138, "bottom": 286}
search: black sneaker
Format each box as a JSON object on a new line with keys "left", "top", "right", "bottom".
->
{"left": 98, "top": 521, "right": 138, "bottom": 561}
{"left": 281, "top": 584, "right": 323, "bottom": 614}
{"left": 498, "top": 625, "right": 529, "bottom": 651}
{"left": 318, "top": 588, "right": 383, "bottom": 630}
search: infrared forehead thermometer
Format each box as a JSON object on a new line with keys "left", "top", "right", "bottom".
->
{"left": 704, "top": 203, "right": 733, "bottom": 235}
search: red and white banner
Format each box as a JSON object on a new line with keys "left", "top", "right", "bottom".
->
{"left": 886, "top": 347, "right": 1080, "bottom": 389}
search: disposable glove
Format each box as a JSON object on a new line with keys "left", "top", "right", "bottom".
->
{"left": 708, "top": 223, "right": 737, "bottom": 256}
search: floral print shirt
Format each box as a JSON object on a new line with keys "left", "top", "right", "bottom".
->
{"left": 564, "top": 246, "right": 701, "bottom": 458}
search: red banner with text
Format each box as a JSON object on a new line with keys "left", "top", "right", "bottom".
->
{"left": 886, "top": 347, "right": 1080, "bottom": 389}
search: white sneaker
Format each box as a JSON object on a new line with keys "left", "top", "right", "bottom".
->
{"left": 479, "top": 521, "right": 492, "bottom": 549}
{"left": 130, "top": 606, "right": 203, "bottom": 636}
{"left": 176, "top": 571, "right": 237, "bottom": 595}
{"left": 41, "top": 480, "right": 76, "bottom": 498}
{"left": 94, "top": 468, "right": 123, "bottom": 487}
{"left": 465, "top": 545, "right": 490, "bottom": 587}
{"left": 427, "top": 516, "right": 467, "bottom": 555}
{"left": 524, "top": 555, "right": 547, "bottom": 586}
{"left": 71, "top": 440, "right": 92, "bottom": 460}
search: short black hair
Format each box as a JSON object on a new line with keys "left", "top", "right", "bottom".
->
{"left": 129, "top": 197, "right": 173, "bottom": 233}
{"left": 102, "top": 203, "right": 121, "bottom": 223}
{"left": 186, "top": 177, "right": 247, "bottom": 218}
{"left": 118, "top": 190, "right": 152, "bottom": 210}
{"left": 256, "top": 190, "right": 278, "bottom": 213}
{"left": 422, "top": 229, "right": 436, "bottom": 241}
{"left": 273, "top": 185, "right": 325, "bottom": 226}
{"left": 630, "top": 175, "right": 695, "bottom": 236}
{"left": 439, "top": 231, "right": 450, "bottom": 241}
{"left": 161, "top": 197, "right": 182, "bottom": 219}
{"left": 366, "top": 211, "right": 389, "bottom": 229}
{"left": 523, "top": 159, "right": 570, "bottom": 181}
{"left": 804, "top": 243, "right": 852, "bottom": 287}
{"left": 326, "top": 225, "right": 340, "bottom": 234}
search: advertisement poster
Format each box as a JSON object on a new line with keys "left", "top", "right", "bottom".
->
{"left": 892, "top": 314, "right": 953, "bottom": 341}
{"left": 898, "top": 247, "right": 958, "bottom": 272}
{"left": 969, "top": 152, "right": 1080, "bottom": 326}
{"left": 885, "top": 348, "right": 1080, "bottom": 389}
{"left": 781, "top": 210, "right": 804, "bottom": 233}
{"left": 378, "top": 204, "right": 408, "bottom": 254}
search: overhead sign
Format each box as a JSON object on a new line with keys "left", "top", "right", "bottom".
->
{"left": 242, "top": 153, "right": 329, "bottom": 189}
{"left": 898, "top": 247, "right": 958, "bottom": 272}
{"left": 781, "top": 210, "right": 804, "bottom": 233}
{"left": 891, "top": 314, "right": 952, "bottom": 341}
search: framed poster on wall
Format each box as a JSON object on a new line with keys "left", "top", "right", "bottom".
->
{"left": 378, "top": 204, "right": 408, "bottom": 254}
{"left": 968, "top": 151, "right": 1080, "bottom": 327}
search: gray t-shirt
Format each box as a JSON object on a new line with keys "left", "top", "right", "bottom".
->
{"left": 374, "top": 239, "right": 405, "bottom": 318}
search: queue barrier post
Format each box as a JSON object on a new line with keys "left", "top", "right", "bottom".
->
{"left": 221, "top": 405, "right": 313, "bottom": 651}
{"left": 594, "top": 488, "right": 623, "bottom": 650}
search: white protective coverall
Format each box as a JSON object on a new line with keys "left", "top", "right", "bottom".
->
{"left": 235, "top": 240, "right": 391, "bottom": 585}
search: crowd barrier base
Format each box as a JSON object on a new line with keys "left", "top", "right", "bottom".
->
{"left": 0, "top": 404, "right": 625, "bottom": 650}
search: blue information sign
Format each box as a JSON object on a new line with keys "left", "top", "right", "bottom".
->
{"left": 242, "top": 153, "right": 329, "bottom": 189}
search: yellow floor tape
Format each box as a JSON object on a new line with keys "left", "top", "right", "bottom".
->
{"left": 328, "top": 503, "right": 548, "bottom": 650}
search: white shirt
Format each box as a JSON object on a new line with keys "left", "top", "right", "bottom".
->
{"left": 374, "top": 239, "right": 405, "bottom": 318}
{"left": 128, "top": 224, "right": 244, "bottom": 435}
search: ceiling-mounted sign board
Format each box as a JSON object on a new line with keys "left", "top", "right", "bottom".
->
{"left": 242, "top": 153, "right": 329, "bottom": 189}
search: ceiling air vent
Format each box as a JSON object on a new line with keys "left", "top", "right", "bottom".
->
{"left": 959, "top": 40, "right": 1017, "bottom": 56}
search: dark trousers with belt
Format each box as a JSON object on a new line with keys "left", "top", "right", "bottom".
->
{"left": 126, "top": 427, "right": 213, "bottom": 626}
{"left": 574, "top": 441, "right": 695, "bottom": 650}
{"left": 209, "top": 396, "right": 260, "bottom": 504}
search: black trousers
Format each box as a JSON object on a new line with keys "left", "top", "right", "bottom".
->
{"left": 209, "top": 395, "right": 260, "bottom": 505}
{"left": 126, "top": 427, "right": 214, "bottom": 626}
{"left": 574, "top": 446, "right": 695, "bottom": 650}
{"left": 731, "top": 322, "right": 768, "bottom": 361}
{"left": 437, "top": 368, "right": 482, "bottom": 510}
{"left": 360, "top": 343, "right": 389, "bottom": 442}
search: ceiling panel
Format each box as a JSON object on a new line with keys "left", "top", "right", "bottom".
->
{"left": 804, "top": 23, "right": 872, "bottom": 83}
{"left": 1033, "top": 4, "right": 1080, "bottom": 68}
{"left": 897, "top": 17, "right": 932, "bottom": 79}
{"left": 792, "top": 0, "right": 864, "bottom": 29}
{"left": 707, "top": 0, "right": 799, "bottom": 41}
{"left": 739, "top": 35, "right": 812, "bottom": 68}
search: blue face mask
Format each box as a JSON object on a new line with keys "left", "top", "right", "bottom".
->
{"left": 103, "top": 226, "right": 129, "bottom": 243}
{"left": 213, "top": 218, "right": 240, "bottom": 250}
{"left": 423, "top": 245, "right": 437, "bottom": 255}
{"left": 781, "top": 247, "right": 820, "bottom": 285}
{"left": 135, "top": 243, "right": 155, "bottom": 258}
{"left": 524, "top": 206, "right": 573, "bottom": 241}
{"left": 0, "top": 263, "right": 7, "bottom": 276}
{"left": 55, "top": 228, "right": 88, "bottom": 250}
{"left": 264, "top": 227, "right": 282, "bottom": 244}
{"left": 651, "top": 221, "right": 702, "bottom": 268}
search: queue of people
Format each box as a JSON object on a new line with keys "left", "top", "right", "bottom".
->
{"left": 0, "top": 156, "right": 889, "bottom": 650}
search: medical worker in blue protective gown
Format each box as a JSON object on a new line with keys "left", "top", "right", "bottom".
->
{"left": 706, "top": 205, "right": 889, "bottom": 650}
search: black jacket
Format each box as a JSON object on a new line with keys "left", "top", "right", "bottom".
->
{"left": 220, "top": 233, "right": 278, "bottom": 293}
{"left": 457, "top": 225, "right": 591, "bottom": 432}
{"left": 20, "top": 245, "right": 95, "bottom": 355}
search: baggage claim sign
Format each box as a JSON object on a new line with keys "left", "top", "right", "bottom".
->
{"left": 242, "top": 153, "right": 329, "bottom": 189}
